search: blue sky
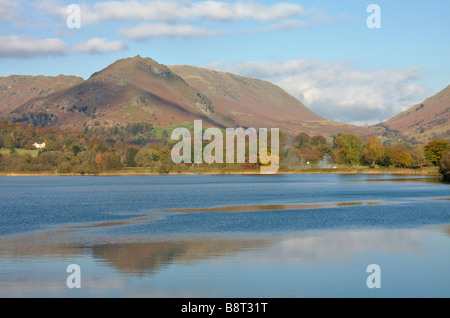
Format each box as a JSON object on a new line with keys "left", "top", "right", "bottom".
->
{"left": 0, "top": 0, "right": 449, "bottom": 125}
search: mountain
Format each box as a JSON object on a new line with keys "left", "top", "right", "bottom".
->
{"left": 371, "top": 85, "right": 450, "bottom": 142}
{"left": 0, "top": 75, "right": 83, "bottom": 118}
{"left": 9, "top": 56, "right": 221, "bottom": 129}
{"left": 5, "top": 55, "right": 367, "bottom": 136}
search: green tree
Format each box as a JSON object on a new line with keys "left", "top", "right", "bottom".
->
{"left": 125, "top": 147, "right": 140, "bottom": 167}
{"left": 3, "top": 134, "right": 13, "bottom": 149}
{"left": 333, "top": 134, "right": 363, "bottom": 166}
{"left": 72, "top": 144, "right": 82, "bottom": 156}
{"left": 410, "top": 145, "right": 427, "bottom": 168}
{"left": 105, "top": 152, "right": 122, "bottom": 171}
{"left": 157, "top": 147, "right": 174, "bottom": 174}
{"left": 424, "top": 139, "right": 448, "bottom": 165}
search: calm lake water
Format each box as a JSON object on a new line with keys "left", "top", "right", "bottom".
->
{"left": 0, "top": 174, "right": 449, "bottom": 298}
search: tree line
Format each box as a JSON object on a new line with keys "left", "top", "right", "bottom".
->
{"left": 281, "top": 132, "right": 448, "bottom": 170}
{"left": 0, "top": 120, "right": 449, "bottom": 179}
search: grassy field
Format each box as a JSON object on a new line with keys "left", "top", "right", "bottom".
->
{"left": 0, "top": 148, "right": 40, "bottom": 157}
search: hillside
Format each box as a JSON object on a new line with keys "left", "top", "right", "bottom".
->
{"left": 371, "top": 85, "right": 450, "bottom": 142}
{"left": 169, "top": 65, "right": 367, "bottom": 136}
{"left": 0, "top": 75, "right": 83, "bottom": 118}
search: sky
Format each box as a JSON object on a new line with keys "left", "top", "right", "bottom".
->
{"left": 0, "top": 0, "right": 449, "bottom": 126}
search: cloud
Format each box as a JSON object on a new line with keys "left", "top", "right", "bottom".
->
{"left": 120, "top": 23, "right": 227, "bottom": 40}
{"left": 0, "top": 35, "right": 67, "bottom": 58}
{"left": 0, "top": 0, "right": 21, "bottom": 22}
{"left": 242, "top": 19, "right": 310, "bottom": 34}
{"left": 210, "top": 59, "right": 428, "bottom": 126}
{"left": 38, "top": 1, "right": 304, "bottom": 25}
{"left": 89, "top": 1, "right": 303, "bottom": 23}
{"left": 36, "top": 1, "right": 330, "bottom": 39}
{"left": 74, "top": 37, "right": 128, "bottom": 54}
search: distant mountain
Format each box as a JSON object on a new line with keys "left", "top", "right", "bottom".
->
{"left": 371, "top": 85, "right": 450, "bottom": 142}
{"left": 0, "top": 75, "right": 83, "bottom": 118}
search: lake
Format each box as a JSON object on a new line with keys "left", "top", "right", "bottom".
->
{"left": 0, "top": 174, "right": 449, "bottom": 298}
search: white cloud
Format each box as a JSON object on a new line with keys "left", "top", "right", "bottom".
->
{"left": 74, "top": 37, "right": 128, "bottom": 54}
{"left": 120, "top": 23, "right": 227, "bottom": 40}
{"left": 210, "top": 59, "right": 428, "bottom": 126}
{"left": 89, "top": 1, "right": 303, "bottom": 23}
{"left": 0, "top": 35, "right": 67, "bottom": 58}
{"left": 38, "top": 1, "right": 304, "bottom": 26}
{"left": 36, "top": 1, "right": 328, "bottom": 39}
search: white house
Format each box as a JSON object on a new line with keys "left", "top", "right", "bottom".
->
{"left": 33, "top": 142, "right": 46, "bottom": 149}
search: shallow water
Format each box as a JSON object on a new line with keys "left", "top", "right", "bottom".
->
{"left": 0, "top": 174, "right": 449, "bottom": 297}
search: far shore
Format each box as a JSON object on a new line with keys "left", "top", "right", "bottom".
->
{"left": 0, "top": 166, "right": 441, "bottom": 177}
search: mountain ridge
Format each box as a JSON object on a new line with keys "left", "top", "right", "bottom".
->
{"left": 370, "top": 85, "right": 450, "bottom": 142}
{"left": 1, "top": 55, "right": 447, "bottom": 142}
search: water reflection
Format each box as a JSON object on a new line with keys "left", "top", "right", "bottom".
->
{"left": 160, "top": 201, "right": 392, "bottom": 213}
{"left": 1, "top": 223, "right": 449, "bottom": 297}
{"left": 350, "top": 175, "right": 442, "bottom": 183}
{"left": 0, "top": 225, "right": 444, "bottom": 275}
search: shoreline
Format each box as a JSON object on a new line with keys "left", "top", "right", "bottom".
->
{"left": 0, "top": 167, "right": 441, "bottom": 177}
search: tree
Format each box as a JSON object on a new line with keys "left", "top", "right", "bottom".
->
{"left": 3, "top": 134, "right": 13, "bottom": 149}
{"left": 294, "top": 133, "right": 311, "bottom": 148}
{"left": 105, "top": 152, "right": 122, "bottom": 171}
{"left": 302, "top": 148, "right": 322, "bottom": 164}
{"left": 410, "top": 145, "right": 427, "bottom": 168}
{"left": 72, "top": 144, "right": 82, "bottom": 156}
{"left": 424, "top": 139, "right": 448, "bottom": 165}
{"left": 95, "top": 152, "right": 107, "bottom": 172}
{"left": 362, "top": 136, "right": 384, "bottom": 166}
{"left": 390, "top": 146, "right": 412, "bottom": 168}
{"left": 88, "top": 136, "right": 108, "bottom": 152}
{"left": 439, "top": 149, "right": 450, "bottom": 182}
{"left": 157, "top": 147, "right": 174, "bottom": 174}
{"left": 333, "top": 134, "right": 363, "bottom": 166}
{"left": 125, "top": 147, "right": 140, "bottom": 167}
{"left": 310, "top": 135, "right": 327, "bottom": 146}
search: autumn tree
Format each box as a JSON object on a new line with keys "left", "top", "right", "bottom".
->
{"left": 302, "top": 148, "right": 322, "bottom": 164}
{"left": 439, "top": 149, "right": 450, "bottom": 182}
{"left": 294, "top": 133, "right": 311, "bottom": 148}
{"left": 310, "top": 135, "right": 327, "bottom": 146}
{"left": 95, "top": 152, "right": 107, "bottom": 172}
{"left": 88, "top": 136, "right": 108, "bottom": 153}
{"left": 390, "top": 146, "right": 413, "bottom": 168}
{"left": 362, "top": 136, "right": 384, "bottom": 166}
{"left": 424, "top": 140, "right": 449, "bottom": 165}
